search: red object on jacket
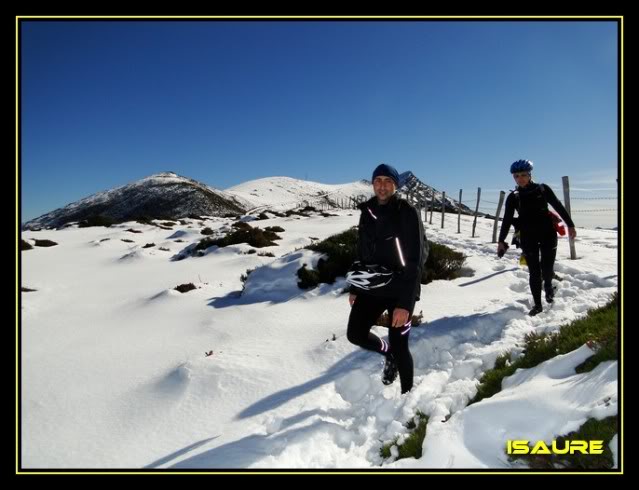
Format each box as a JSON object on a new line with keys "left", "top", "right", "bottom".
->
{"left": 548, "top": 211, "right": 566, "bottom": 236}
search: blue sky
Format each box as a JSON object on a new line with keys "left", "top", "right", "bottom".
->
{"left": 20, "top": 19, "right": 619, "bottom": 225}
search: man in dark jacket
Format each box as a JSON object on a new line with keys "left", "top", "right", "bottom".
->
{"left": 498, "top": 159, "right": 576, "bottom": 316}
{"left": 346, "top": 163, "right": 425, "bottom": 394}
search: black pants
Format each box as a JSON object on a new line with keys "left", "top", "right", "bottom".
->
{"left": 521, "top": 224, "right": 558, "bottom": 307}
{"left": 347, "top": 294, "right": 413, "bottom": 393}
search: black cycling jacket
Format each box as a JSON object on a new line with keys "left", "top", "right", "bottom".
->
{"left": 499, "top": 182, "right": 575, "bottom": 243}
{"left": 351, "top": 194, "right": 424, "bottom": 312}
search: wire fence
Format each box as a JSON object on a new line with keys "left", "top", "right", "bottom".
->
{"left": 284, "top": 182, "right": 618, "bottom": 222}
{"left": 570, "top": 197, "right": 617, "bottom": 200}
{"left": 252, "top": 176, "right": 617, "bottom": 260}
{"left": 402, "top": 177, "right": 618, "bottom": 260}
{"left": 440, "top": 188, "right": 618, "bottom": 217}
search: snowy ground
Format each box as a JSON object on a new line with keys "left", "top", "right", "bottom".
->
{"left": 21, "top": 209, "right": 618, "bottom": 469}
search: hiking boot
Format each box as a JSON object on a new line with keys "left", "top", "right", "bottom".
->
{"left": 545, "top": 285, "right": 557, "bottom": 303}
{"left": 529, "top": 305, "right": 543, "bottom": 316}
{"left": 382, "top": 354, "right": 398, "bottom": 385}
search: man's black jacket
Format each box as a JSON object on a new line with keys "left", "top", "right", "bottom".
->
{"left": 350, "top": 194, "right": 424, "bottom": 313}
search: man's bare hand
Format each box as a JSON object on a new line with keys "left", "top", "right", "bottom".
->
{"left": 392, "top": 308, "right": 410, "bottom": 327}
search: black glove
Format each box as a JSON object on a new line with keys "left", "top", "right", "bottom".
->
{"left": 497, "top": 242, "right": 509, "bottom": 258}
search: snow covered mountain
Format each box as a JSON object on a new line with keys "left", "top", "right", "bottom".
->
{"left": 223, "top": 172, "right": 474, "bottom": 215}
{"left": 23, "top": 174, "right": 376, "bottom": 231}
{"left": 398, "top": 171, "right": 474, "bottom": 214}
{"left": 23, "top": 169, "right": 472, "bottom": 232}
{"left": 22, "top": 172, "right": 251, "bottom": 230}
{"left": 225, "top": 176, "right": 373, "bottom": 213}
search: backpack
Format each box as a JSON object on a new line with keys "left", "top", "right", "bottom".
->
{"left": 421, "top": 229, "right": 430, "bottom": 267}
{"left": 396, "top": 198, "right": 429, "bottom": 269}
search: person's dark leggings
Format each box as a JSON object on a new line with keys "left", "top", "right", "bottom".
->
{"left": 347, "top": 294, "right": 413, "bottom": 393}
{"left": 521, "top": 224, "right": 558, "bottom": 307}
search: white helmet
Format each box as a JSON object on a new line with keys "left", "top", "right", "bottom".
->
{"left": 346, "top": 261, "right": 394, "bottom": 290}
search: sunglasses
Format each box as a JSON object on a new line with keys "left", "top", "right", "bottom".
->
{"left": 513, "top": 172, "right": 530, "bottom": 178}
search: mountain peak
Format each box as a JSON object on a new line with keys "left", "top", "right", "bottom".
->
{"left": 398, "top": 171, "right": 416, "bottom": 188}
{"left": 23, "top": 173, "right": 247, "bottom": 229}
{"left": 153, "top": 171, "right": 180, "bottom": 178}
{"left": 396, "top": 170, "right": 473, "bottom": 214}
{"left": 139, "top": 171, "right": 187, "bottom": 182}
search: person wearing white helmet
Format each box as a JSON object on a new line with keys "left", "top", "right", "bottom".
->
{"left": 497, "top": 159, "right": 577, "bottom": 316}
{"left": 345, "top": 163, "right": 427, "bottom": 394}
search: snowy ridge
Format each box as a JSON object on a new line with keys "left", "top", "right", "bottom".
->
{"left": 225, "top": 176, "right": 373, "bottom": 213}
{"left": 23, "top": 172, "right": 248, "bottom": 230}
{"left": 398, "top": 171, "right": 474, "bottom": 214}
{"left": 23, "top": 171, "right": 465, "bottom": 231}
